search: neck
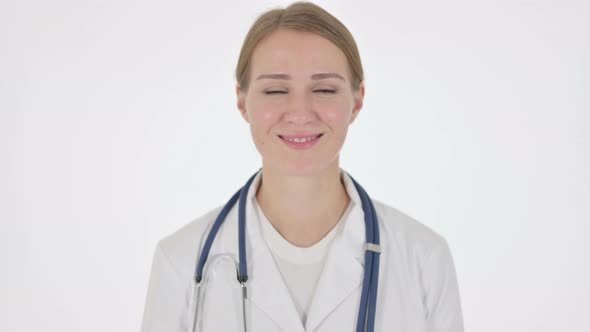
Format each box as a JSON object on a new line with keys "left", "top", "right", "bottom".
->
{"left": 255, "top": 163, "right": 351, "bottom": 248}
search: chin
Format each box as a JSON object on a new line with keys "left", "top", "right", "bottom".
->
{"left": 263, "top": 156, "right": 339, "bottom": 177}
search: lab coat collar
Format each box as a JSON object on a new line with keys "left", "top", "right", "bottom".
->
{"left": 218, "top": 168, "right": 366, "bottom": 332}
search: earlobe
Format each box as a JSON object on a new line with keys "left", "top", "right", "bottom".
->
{"left": 350, "top": 84, "right": 365, "bottom": 124}
{"left": 241, "top": 109, "right": 249, "bottom": 123}
{"left": 350, "top": 108, "right": 360, "bottom": 124}
{"left": 236, "top": 85, "right": 249, "bottom": 123}
{"left": 237, "top": 103, "right": 249, "bottom": 123}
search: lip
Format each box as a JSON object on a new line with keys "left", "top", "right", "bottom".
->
{"left": 278, "top": 133, "right": 323, "bottom": 139}
{"left": 278, "top": 133, "right": 323, "bottom": 150}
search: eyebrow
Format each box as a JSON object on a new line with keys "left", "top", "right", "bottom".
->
{"left": 255, "top": 73, "right": 345, "bottom": 81}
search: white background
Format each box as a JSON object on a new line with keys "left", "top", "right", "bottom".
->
{"left": 2, "top": 0, "right": 588, "bottom": 331}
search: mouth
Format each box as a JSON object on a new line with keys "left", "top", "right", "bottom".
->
{"left": 278, "top": 133, "right": 323, "bottom": 142}
{"left": 278, "top": 133, "right": 324, "bottom": 150}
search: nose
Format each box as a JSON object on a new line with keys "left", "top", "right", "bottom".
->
{"left": 283, "top": 91, "right": 316, "bottom": 125}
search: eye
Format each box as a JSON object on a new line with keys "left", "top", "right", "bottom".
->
{"left": 314, "top": 89, "right": 337, "bottom": 94}
{"left": 265, "top": 90, "right": 287, "bottom": 95}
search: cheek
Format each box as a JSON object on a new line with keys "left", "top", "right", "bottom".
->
{"left": 248, "top": 101, "right": 280, "bottom": 130}
{"left": 248, "top": 106, "right": 281, "bottom": 149}
{"left": 244, "top": 98, "right": 283, "bottom": 154}
{"left": 320, "top": 101, "right": 352, "bottom": 127}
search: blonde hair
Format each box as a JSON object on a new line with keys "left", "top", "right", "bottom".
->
{"left": 235, "top": 1, "right": 364, "bottom": 92}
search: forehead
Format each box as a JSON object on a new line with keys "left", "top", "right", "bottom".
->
{"left": 250, "top": 29, "right": 349, "bottom": 78}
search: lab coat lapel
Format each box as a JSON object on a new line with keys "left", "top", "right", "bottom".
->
{"left": 305, "top": 170, "right": 367, "bottom": 331}
{"left": 304, "top": 202, "right": 365, "bottom": 331}
{"left": 228, "top": 170, "right": 305, "bottom": 332}
{"left": 247, "top": 233, "right": 305, "bottom": 332}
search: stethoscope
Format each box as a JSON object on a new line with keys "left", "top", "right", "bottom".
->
{"left": 190, "top": 168, "right": 381, "bottom": 332}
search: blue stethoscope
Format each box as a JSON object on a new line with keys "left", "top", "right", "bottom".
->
{"left": 191, "top": 168, "right": 381, "bottom": 332}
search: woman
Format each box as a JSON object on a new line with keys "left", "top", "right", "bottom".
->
{"left": 141, "top": 2, "right": 464, "bottom": 331}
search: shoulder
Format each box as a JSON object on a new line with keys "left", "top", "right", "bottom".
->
{"left": 371, "top": 198, "right": 450, "bottom": 262}
{"left": 154, "top": 205, "right": 224, "bottom": 282}
{"left": 371, "top": 199, "right": 464, "bottom": 329}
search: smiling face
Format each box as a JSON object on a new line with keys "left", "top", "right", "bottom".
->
{"left": 236, "top": 28, "right": 364, "bottom": 176}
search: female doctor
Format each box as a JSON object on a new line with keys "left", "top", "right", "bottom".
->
{"left": 141, "top": 1, "right": 464, "bottom": 331}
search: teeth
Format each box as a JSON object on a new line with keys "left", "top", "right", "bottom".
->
{"left": 283, "top": 135, "right": 319, "bottom": 143}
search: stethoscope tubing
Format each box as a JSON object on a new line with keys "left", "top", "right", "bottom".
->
{"left": 350, "top": 175, "right": 381, "bottom": 332}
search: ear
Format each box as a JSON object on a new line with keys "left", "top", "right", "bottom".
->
{"left": 349, "top": 82, "right": 365, "bottom": 124}
{"left": 236, "top": 84, "right": 249, "bottom": 123}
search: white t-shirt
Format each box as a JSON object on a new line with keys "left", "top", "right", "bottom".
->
{"left": 253, "top": 196, "right": 353, "bottom": 325}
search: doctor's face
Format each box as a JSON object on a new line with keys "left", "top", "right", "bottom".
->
{"left": 236, "top": 28, "right": 364, "bottom": 176}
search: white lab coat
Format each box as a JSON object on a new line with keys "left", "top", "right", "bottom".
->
{"left": 141, "top": 169, "right": 465, "bottom": 332}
